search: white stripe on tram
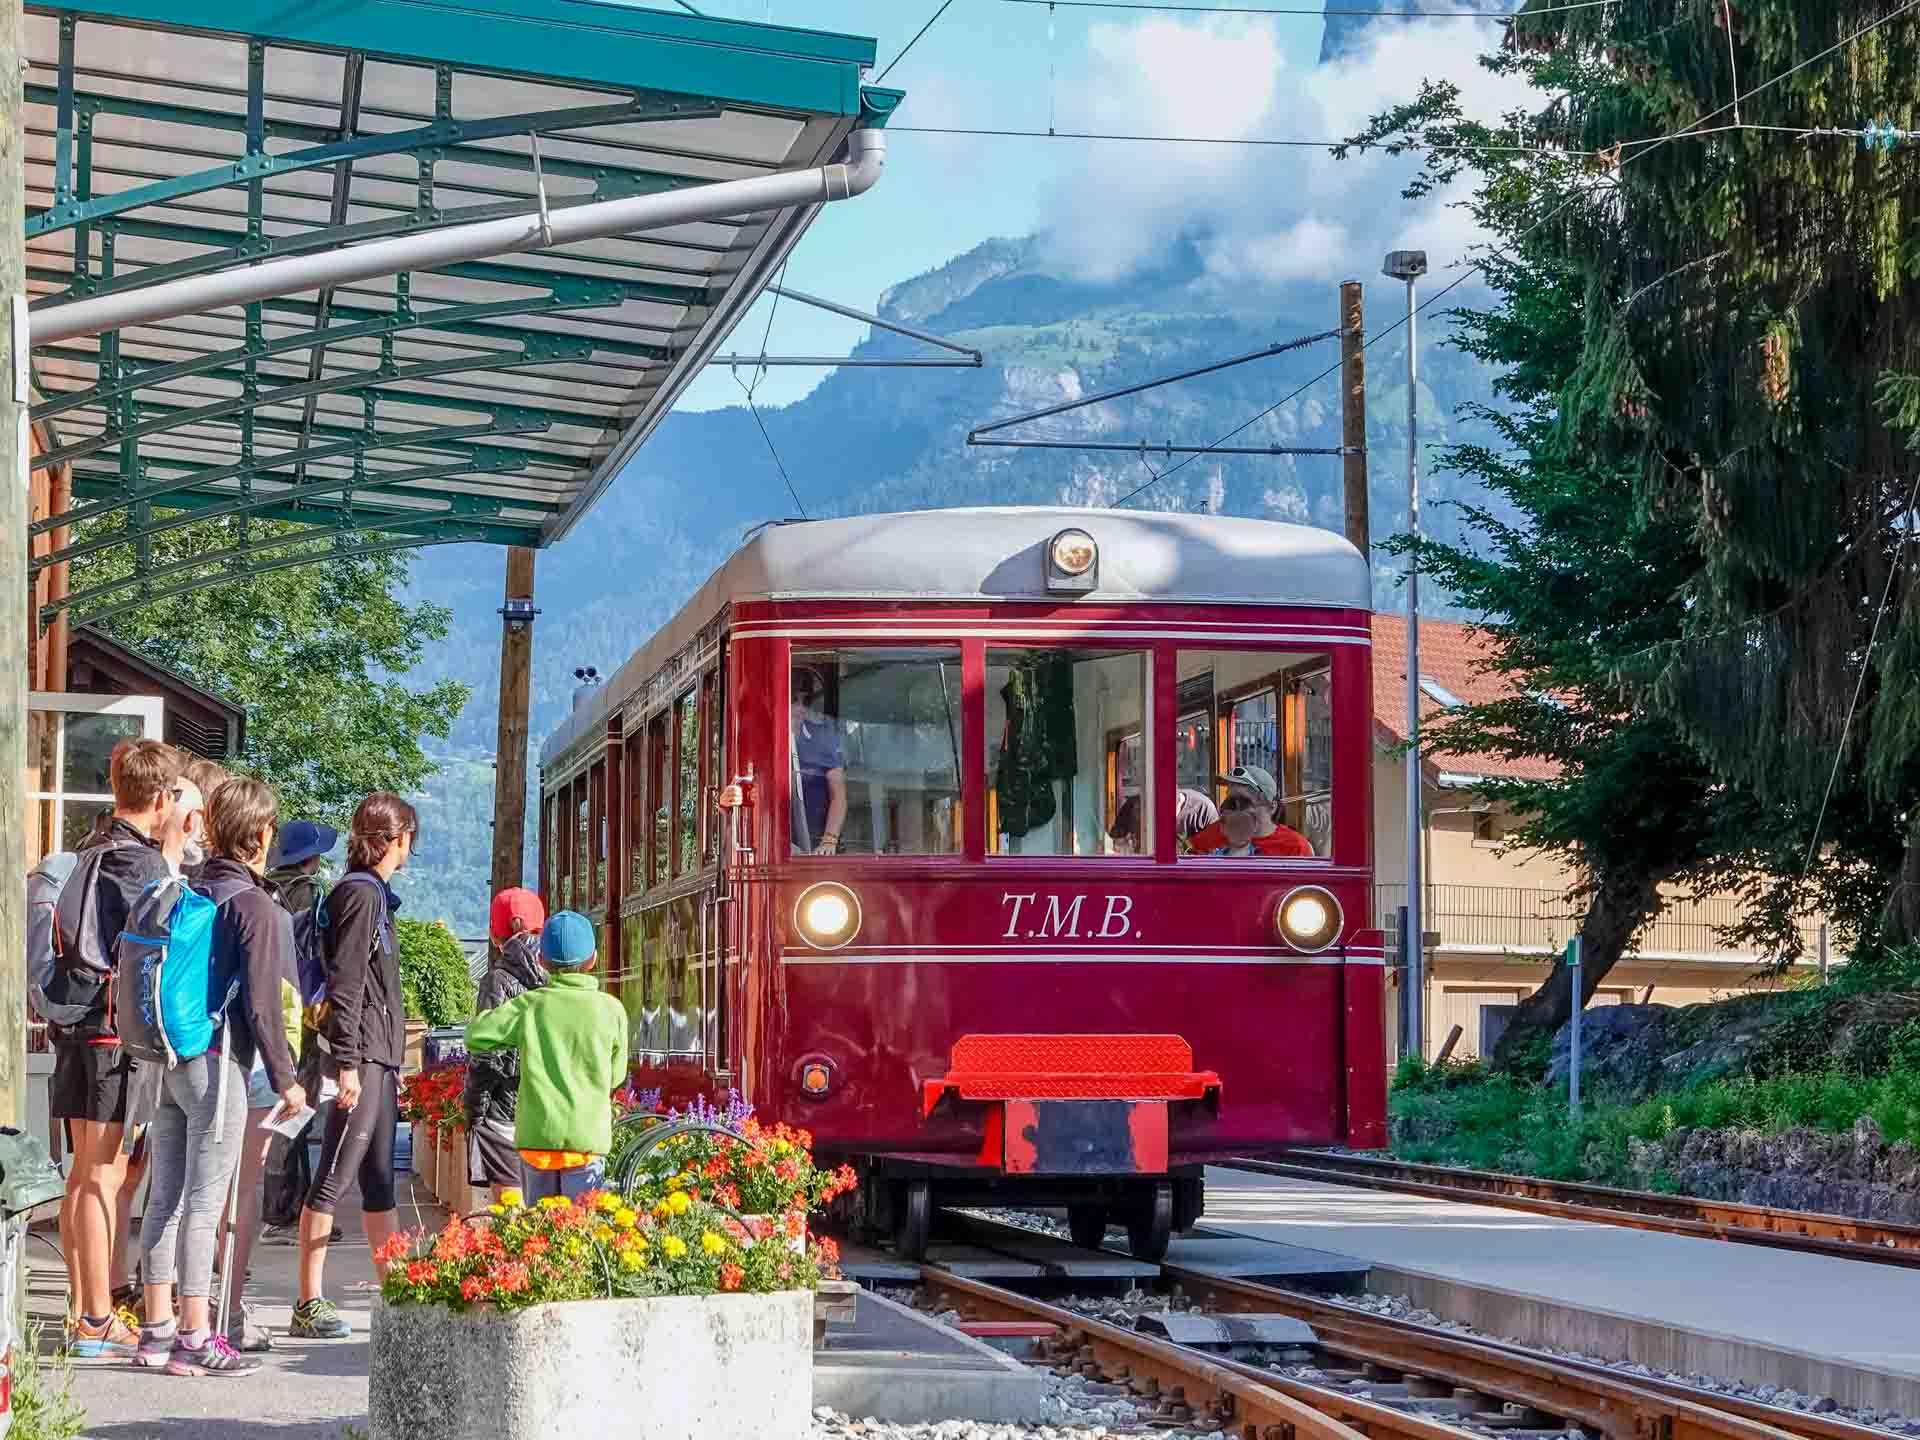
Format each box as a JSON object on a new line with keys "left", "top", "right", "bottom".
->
{"left": 777, "top": 952, "right": 1386, "bottom": 967}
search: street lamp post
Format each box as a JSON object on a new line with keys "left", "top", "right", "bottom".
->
{"left": 1382, "top": 248, "right": 1428, "bottom": 1061}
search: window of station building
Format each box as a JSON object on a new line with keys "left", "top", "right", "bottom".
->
{"left": 1177, "top": 650, "right": 1333, "bottom": 858}
{"left": 985, "top": 648, "right": 1149, "bottom": 857}
{"left": 790, "top": 647, "right": 962, "bottom": 856}
{"left": 675, "top": 688, "right": 699, "bottom": 878}
{"left": 649, "top": 711, "right": 670, "bottom": 888}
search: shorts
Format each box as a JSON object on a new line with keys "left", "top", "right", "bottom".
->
{"left": 49, "top": 1042, "right": 134, "bottom": 1126}
{"left": 244, "top": 1060, "right": 278, "bottom": 1111}
{"left": 518, "top": 1158, "right": 604, "bottom": 1202}
{"left": 468, "top": 1117, "right": 520, "bottom": 1190}
{"left": 304, "top": 1062, "right": 398, "bottom": 1217}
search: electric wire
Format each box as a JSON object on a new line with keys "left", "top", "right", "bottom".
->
{"left": 1115, "top": 0, "right": 1920, "bottom": 504}
{"left": 1002, "top": 0, "right": 1617, "bottom": 15}
{"left": 876, "top": 0, "right": 960, "bottom": 83}
{"left": 735, "top": 261, "right": 809, "bottom": 519}
{"left": 892, "top": 124, "right": 1592, "bottom": 153}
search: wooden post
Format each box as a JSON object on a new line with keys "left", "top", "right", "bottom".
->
{"left": 1340, "top": 280, "right": 1369, "bottom": 564}
{"left": 46, "top": 460, "right": 70, "bottom": 692}
{"left": 489, "top": 547, "right": 537, "bottom": 899}
{"left": 1, "top": 0, "right": 29, "bottom": 1128}
{"left": 1435, "top": 1023, "right": 1464, "bottom": 1065}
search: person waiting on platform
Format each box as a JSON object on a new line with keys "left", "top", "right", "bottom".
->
{"left": 1187, "top": 765, "right": 1313, "bottom": 857}
{"left": 464, "top": 911, "right": 629, "bottom": 1202}
{"left": 790, "top": 663, "right": 846, "bottom": 855}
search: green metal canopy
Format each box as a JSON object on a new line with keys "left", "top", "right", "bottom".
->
{"left": 24, "top": 0, "right": 897, "bottom": 627}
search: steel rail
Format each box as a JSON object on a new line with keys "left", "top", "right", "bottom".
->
{"left": 917, "top": 1266, "right": 1380, "bottom": 1440}
{"left": 1233, "top": 1153, "right": 1920, "bottom": 1269}
{"left": 1158, "top": 1266, "right": 1818, "bottom": 1440}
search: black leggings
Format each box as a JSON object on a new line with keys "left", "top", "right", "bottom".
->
{"left": 305, "top": 1062, "right": 397, "bottom": 1216}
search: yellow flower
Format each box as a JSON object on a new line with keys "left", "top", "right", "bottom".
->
{"left": 539, "top": 1195, "right": 570, "bottom": 1212}
{"left": 667, "top": 1174, "right": 684, "bottom": 1191}
{"left": 595, "top": 1193, "right": 620, "bottom": 1215}
{"left": 592, "top": 1223, "right": 614, "bottom": 1243}
{"left": 563, "top": 1236, "right": 586, "bottom": 1259}
{"left": 667, "top": 1191, "right": 691, "bottom": 1216}
{"left": 489, "top": 1204, "right": 506, "bottom": 1217}
{"left": 700, "top": 1230, "right": 727, "bottom": 1256}
{"left": 662, "top": 1235, "right": 687, "bottom": 1259}
{"left": 651, "top": 1203, "right": 670, "bottom": 1220}
{"left": 500, "top": 1188, "right": 524, "bottom": 1208}
{"left": 619, "top": 1248, "right": 645, "bottom": 1271}
{"left": 614, "top": 1207, "right": 638, "bottom": 1229}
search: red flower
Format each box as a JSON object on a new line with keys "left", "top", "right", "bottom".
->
{"left": 487, "top": 1260, "right": 532, "bottom": 1294}
{"left": 719, "top": 1263, "right": 744, "bottom": 1292}
{"left": 432, "top": 1221, "right": 474, "bottom": 1263}
{"left": 405, "top": 1260, "right": 437, "bottom": 1286}
{"left": 521, "top": 1234, "right": 550, "bottom": 1258}
{"left": 715, "top": 1184, "right": 742, "bottom": 1210}
{"left": 781, "top": 1210, "right": 805, "bottom": 1239}
{"left": 460, "top": 1275, "right": 488, "bottom": 1302}
{"left": 703, "top": 1156, "right": 729, "bottom": 1179}
{"left": 814, "top": 1236, "right": 841, "bottom": 1265}
{"left": 774, "top": 1158, "right": 800, "bottom": 1183}
{"left": 374, "top": 1229, "right": 417, "bottom": 1266}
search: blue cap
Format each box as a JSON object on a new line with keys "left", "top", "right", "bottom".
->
{"left": 541, "top": 911, "right": 596, "bottom": 967}
{"left": 270, "top": 820, "right": 338, "bottom": 870}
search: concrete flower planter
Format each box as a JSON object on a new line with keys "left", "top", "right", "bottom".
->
{"left": 369, "top": 1290, "right": 813, "bottom": 1440}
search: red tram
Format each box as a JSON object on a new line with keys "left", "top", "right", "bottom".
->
{"left": 537, "top": 507, "right": 1386, "bottom": 1259}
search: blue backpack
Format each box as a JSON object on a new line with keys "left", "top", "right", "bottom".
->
{"left": 114, "top": 873, "right": 250, "bottom": 1069}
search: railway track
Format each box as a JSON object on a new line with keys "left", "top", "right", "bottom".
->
{"left": 913, "top": 1230, "right": 1898, "bottom": 1440}
{"left": 1233, "top": 1152, "right": 1920, "bottom": 1270}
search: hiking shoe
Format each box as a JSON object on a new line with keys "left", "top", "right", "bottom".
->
{"left": 261, "top": 1222, "right": 298, "bottom": 1246}
{"left": 227, "top": 1304, "right": 274, "bottom": 1352}
{"left": 166, "top": 1331, "right": 262, "bottom": 1377}
{"left": 69, "top": 1313, "right": 139, "bottom": 1359}
{"left": 289, "top": 1299, "right": 351, "bottom": 1340}
{"left": 111, "top": 1283, "right": 143, "bottom": 1334}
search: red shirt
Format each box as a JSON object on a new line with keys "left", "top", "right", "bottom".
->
{"left": 1188, "top": 821, "right": 1314, "bottom": 857}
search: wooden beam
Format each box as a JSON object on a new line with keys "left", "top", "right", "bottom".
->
{"left": 489, "top": 546, "right": 537, "bottom": 900}
{"left": 1340, "top": 280, "right": 1369, "bottom": 565}
{"left": 1, "top": 0, "right": 30, "bottom": 1127}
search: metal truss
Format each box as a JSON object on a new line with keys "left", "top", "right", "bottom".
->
{"left": 710, "top": 284, "right": 983, "bottom": 369}
{"left": 23, "top": 0, "right": 892, "bottom": 613}
{"left": 967, "top": 328, "right": 1355, "bottom": 457}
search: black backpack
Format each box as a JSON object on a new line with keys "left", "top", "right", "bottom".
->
{"left": 44, "top": 840, "right": 139, "bottom": 1039}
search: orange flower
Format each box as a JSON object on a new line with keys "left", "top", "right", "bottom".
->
{"left": 719, "top": 1262, "right": 744, "bottom": 1292}
{"left": 374, "top": 1229, "right": 417, "bottom": 1266}
{"left": 703, "top": 1156, "right": 729, "bottom": 1179}
{"left": 781, "top": 1210, "right": 805, "bottom": 1239}
{"left": 405, "top": 1260, "right": 436, "bottom": 1286}
{"left": 521, "top": 1234, "right": 550, "bottom": 1258}
{"left": 460, "top": 1275, "right": 489, "bottom": 1302}
{"left": 814, "top": 1236, "right": 841, "bottom": 1265}
{"left": 715, "top": 1184, "right": 741, "bottom": 1210}
{"left": 774, "top": 1157, "right": 800, "bottom": 1183}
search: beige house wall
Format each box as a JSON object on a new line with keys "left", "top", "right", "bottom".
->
{"left": 1371, "top": 747, "right": 1824, "bottom": 1062}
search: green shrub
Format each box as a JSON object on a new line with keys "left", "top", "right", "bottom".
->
{"left": 396, "top": 917, "right": 476, "bottom": 1028}
{"left": 12, "top": 1325, "right": 87, "bottom": 1440}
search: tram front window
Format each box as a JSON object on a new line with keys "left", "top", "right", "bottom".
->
{"left": 790, "top": 648, "right": 963, "bottom": 855}
{"left": 1178, "top": 648, "right": 1333, "bottom": 858}
{"left": 986, "top": 648, "right": 1150, "bottom": 856}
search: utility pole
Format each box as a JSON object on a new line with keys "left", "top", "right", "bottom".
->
{"left": 1383, "top": 249, "right": 1428, "bottom": 1059}
{"left": 489, "top": 548, "right": 539, "bottom": 900}
{"left": 1, "top": 0, "right": 28, "bottom": 1127}
{"left": 1339, "top": 280, "right": 1368, "bottom": 563}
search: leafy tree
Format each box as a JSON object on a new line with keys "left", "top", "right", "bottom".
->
{"left": 70, "top": 514, "right": 470, "bottom": 828}
{"left": 1491, "top": 0, "right": 1920, "bottom": 938}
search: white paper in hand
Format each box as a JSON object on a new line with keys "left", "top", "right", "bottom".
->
{"left": 259, "top": 1102, "right": 315, "bottom": 1139}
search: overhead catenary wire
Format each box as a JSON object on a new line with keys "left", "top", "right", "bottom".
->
{"left": 893, "top": 124, "right": 1593, "bottom": 153}
{"left": 734, "top": 260, "right": 809, "bottom": 519}
{"left": 876, "top": 0, "right": 960, "bottom": 83}
{"left": 1001, "top": 0, "right": 1618, "bottom": 15}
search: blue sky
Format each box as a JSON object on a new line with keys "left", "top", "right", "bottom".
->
{"left": 674, "top": 1, "right": 1520, "bottom": 409}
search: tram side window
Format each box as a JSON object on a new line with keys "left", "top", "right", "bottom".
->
{"left": 1176, "top": 649, "right": 1332, "bottom": 858}
{"left": 649, "top": 712, "right": 670, "bottom": 888}
{"left": 625, "top": 730, "right": 646, "bottom": 890}
{"left": 675, "top": 689, "right": 699, "bottom": 877}
{"left": 985, "top": 648, "right": 1149, "bottom": 857}
{"left": 790, "top": 647, "right": 962, "bottom": 856}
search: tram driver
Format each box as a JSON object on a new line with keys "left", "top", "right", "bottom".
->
{"left": 1187, "top": 765, "right": 1313, "bottom": 857}
{"left": 791, "top": 664, "right": 847, "bottom": 855}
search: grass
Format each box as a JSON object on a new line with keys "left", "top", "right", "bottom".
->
{"left": 11, "top": 1324, "right": 87, "bottom": 1440}
{"left": 1389, "top": 944, "right": 1920, "bottom": 1185}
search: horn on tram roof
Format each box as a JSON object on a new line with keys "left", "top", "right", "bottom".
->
{"left": 571, "top": 666, "right": 602, "bottom": 710}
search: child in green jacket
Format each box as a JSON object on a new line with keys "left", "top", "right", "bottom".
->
{"left": 464, "top": 910, "right": 629, "bottom": 1201}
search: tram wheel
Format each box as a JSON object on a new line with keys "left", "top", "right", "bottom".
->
{"left": 1126, "top": 1181, "right": 1173, "bottom": 1262}
{"left": 893, "top": 1179, "right": 932, "bottom": 1261}
{"left": 1066, "top": 1204, "right": 1110, "bottom": 1252}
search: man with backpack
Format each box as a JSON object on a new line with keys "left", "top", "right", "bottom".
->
{"left": 43, "top": 739, "right": 188, "bottom": 1358}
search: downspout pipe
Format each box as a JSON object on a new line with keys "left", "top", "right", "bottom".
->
{"left": 30, "top": 128, "right": 888, "bottom": 348}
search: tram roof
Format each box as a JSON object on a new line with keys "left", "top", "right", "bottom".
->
{"left": 541, "top": 506, "right": 1370, "bottom": 769}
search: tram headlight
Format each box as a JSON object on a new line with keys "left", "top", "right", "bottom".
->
{"left": 1046, "top": 527, "right": 1099, "bottom": 593}
{"left": 794, "top": 881, "right": 862, "bottom": 949}
{"left": 1275, "top": 886, "right": 1342, "bottom": 953}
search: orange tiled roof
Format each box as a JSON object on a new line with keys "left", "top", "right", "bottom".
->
{"left": 1370, "top": 614, "right": 1561, "bottom": 783}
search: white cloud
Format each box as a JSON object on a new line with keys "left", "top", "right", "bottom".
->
{"left": 1037, "top": 13, "right": 1540, "bottom": 291}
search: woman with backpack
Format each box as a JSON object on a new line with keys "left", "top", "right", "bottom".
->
{"left": 134, "top": 778, "right": 304, "bottom": 1377}
{"left": 293, "top": 792, "right": 416, "bottom": 1342}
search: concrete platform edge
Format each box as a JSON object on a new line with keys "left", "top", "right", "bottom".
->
{"left": 1370, "top": 1263, "right": 1920, "bottom": 1416}
{"left": 814, "top": 1288, "right": 1050, "bottom": 1424}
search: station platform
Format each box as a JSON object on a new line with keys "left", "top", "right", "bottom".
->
{"left": 1203, "top": 1164, "right": 1920, "bottom": 1415}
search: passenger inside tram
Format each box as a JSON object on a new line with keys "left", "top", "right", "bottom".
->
{"left": 791, "top": 650, "right": 963, "bottom": 855}
{"left": 1186, "top": 764, "right": 1314, "bottom": 857}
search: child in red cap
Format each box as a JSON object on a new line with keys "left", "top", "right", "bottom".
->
{"left": 464, "top": 887, "right": 547, "bottom": 1201}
